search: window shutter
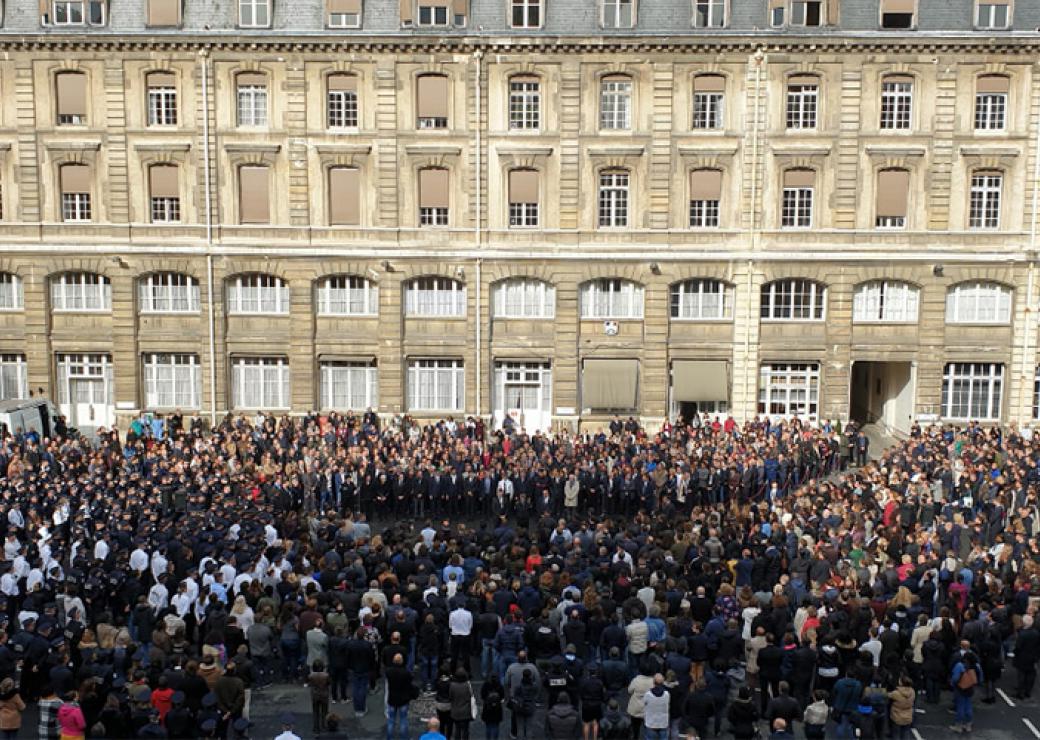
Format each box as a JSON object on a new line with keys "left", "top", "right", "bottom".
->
{"left": 147, "top": 72, "right": 176, "bottom": 88}
{"left": 417, "top": 75, "right": 449, "bottom": 118}
{"left": 788, "top": 74, "right": 818, "bottom": 86}
{"left": 328, "top": 74, "right": 358, "bottom": 92}
{"left": 689, "top": 169, "right": 722, "bottom": 200}
{"left": 147, "top": 0, "right": 180, "bottom": 25}
{"left": 61, "top": 165, "right": 91, "bottom": 194}
{"left": 149, "top": 165, "right": 179, "bottom": 198}
{"left": 56, "top": 73, "right": 87, "bottom": 117}
{"left": 783, "top": 169, "right": 814, "bottom": 188}
{"left": 508, "top": 170, "right": 539, "bottom": 203}
{"left": 881, "top": 0, "right": 915, "bottom": 11}
{"left": 419, "top": 169, "right": 449, "bottom": 209}
{"left": 329, "top": 168, "right": 360, "bottom": 226}
{"left": 329, "top": 0, "right": 361, "bottom": 12}
{"left": 602, "top": 74, "right": 630, "bottom": 85}
{"left": 400, "top": 0, "right": 413, "bottom": 23}
{"left": 239, "top": 166, "right": 270, "bottom": 224}
{"left": 977, "top": 75, "right": 1010, "bottom": 94}
{"left": 452, "top": 0, "right": 468, "bottom": 17}
{"left": 511, "top": 74, "right": 539, "bottom": 85}
{"left": 237, "top": 72, "right": 267, "bottom": 87}
{"left": 693, "top": 74, "right": 725, "bottom": 92}
{"left": 884, "top": 74, "right": 914, "bottom": 85}
{"left": 876, "top": 169, "right": 909, "bottom": 218}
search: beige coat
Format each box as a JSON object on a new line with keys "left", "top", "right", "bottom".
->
{"left": 888, "top": 686, "right": 915, "bottom": 726}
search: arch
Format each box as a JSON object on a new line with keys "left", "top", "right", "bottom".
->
{"left": 314, "top": 273, "right": 379, "bottom": 316}
{"left": 760, "top": 278, "right": 827, "bottom": 321}
{"left": 137, "top": 271, "right": 200, "bottom": 314}
{"left": 852, "top": 280, "right": 920, "bottom": 323}
{"left": 579, "top": 277, "right": 644, "bottom": 320}
{"left": 491, "top": 276, "right": 555, "bottom": 319}
{"left": 404, "top": 275, "right": 466, "bottom": 318}
{"left": 225, "top": 272, "right": 290, "bottom": 315}
{"left": 49, "top": 271, "right": 112, "bottom": 312}
{"left": 945, "top": 280, "right": 1013, "bottom": 325}
{"left": 669, "top": 278, "right": 732, "bottom": 320}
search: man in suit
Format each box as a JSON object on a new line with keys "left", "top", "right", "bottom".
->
{"left": 1014, "top": 614, "right": 1040, "bottom": 699}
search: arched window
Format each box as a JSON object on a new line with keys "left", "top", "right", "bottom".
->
{"left": 405, "top": 277, "right": 466, "bottom": 317}
{"left": 670, "top": 279, "right": 730, "bottom": 320}
{"left": 316, "top": 275, "right": 378, "bottom": 316}
{"left": 945, "top": 281, "right": 1012, "bottom": 324}
{"left": 760, "top": 279, "right": 826, "bottom": 320}
{"left": 493, "top": 278, "right": 555, "bottom": 319}
{"left": 50, "top": 272, "right": 111, "bottom": 312}
{"left": 138, "top": 272, "right": 200, "bottom": 313}
{"left": 580, "top": 278, "right": 644, "bottom": 319}
{"left": 0, "top": 274, "right": 23, "bottom": 311}
{"left": 853, "top": 281, "right": 919, "bottom": 323}
{"left": 227, "top": 274, "right": 289, "bottom": 315}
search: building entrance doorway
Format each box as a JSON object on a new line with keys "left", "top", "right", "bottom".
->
{"left": 850, "top": 361, "right": 915, "bottom": 436}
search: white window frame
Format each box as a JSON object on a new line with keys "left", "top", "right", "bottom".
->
{"left": 143, "top": 353, "right": 202, "bottom": 409}
{"left": 598, "top": 171, "right": 629, "bottom": 228}
{"left": 693, "top": 0, "right": 725, "bottom": 27}
{"left": 510, "top": 0, "right": 541, "bottom": 28}
{"left": 599, "top": 79, "right": 632, "bottom": 131}
{"left": 785, "top": 81, "right": 818, "bottom": 130}
{"left": 151, "top": 195, "right": 181, "bottom": 223}
{"left": 975, "top": 2, "right": 1009, "bottom": 29}
{"left": 781, "top": 186, "right": 814, "bottom": 229}
{"left": 969, "top": 173, "right": 1002, "bottom": 229}
{"left": 419, "top": 206, "right": 449, "bottom": 227}
{"left": 670, "top": 279, "right": 730, "bottom": 320}
{"left": 758, "top": 362, "right": 820, "bottom": 421}
{"left": 0, "top": 355, "right": 28, "bottom": 401}
{"left": 51, "top": 273, "right": 111, "bottom": 312}
{"left": 328, "top": 8, "right": 362, "bottom": 26}
{"left": 53, "top": 0, "right": 105, "bottom": 24}
{"left": 761, "top": 279, "right": 826, "bottom": 321}
{"left": 55, "top": 353, "right": 113, "bottom": 407}
{"left": 320, "top": 361, "right": 378, "bottom": 410}
{"left": 407, "top": 358, "right": 464, "bottom": 412}
{"left": 508, "top": 79, "right": 541, "bottom": 131}
{"left": 852, "top": 281, "right": 920, "bottom": 323}
{"left": 975, "top": 91, "right": 1007, "bottom": 131}
{"left": 493, "top": 278, "right": 556, "bottom": 319}
{"left": 138, "top": 273, "right": 200, "bottom": 314}
{"left": 790, "top": 0, "right": 823, "bottom": 25}
{"left": 226, "top": 274, "right": 290, "bottom": 315}
{"left": 239, "top": 0, "right": 271, "bottom": 27}
{"left": 417, "top": 1, "right": 449, "bottom": 25}
{"left": 880, "top": 79, "right": 913, "bottom": 130}
{"left": 579, "top": 278, "right": 644, "bottom": 320}
{"left": 689, "top": 196, "right": 720, "bottom": 228}
{"left": 316, "top": 275, "right": 379, "bottom": 316}
{"left": 231, "top": 357, "right": 290, "bottom": 410}
{"left": 941, "top": 362, "right": 1003, "bottom": 421}
{"left": 945, "top": 281, "right": 1012, "bottom": 324}
{"left": 0, "top": 274, "right": 24, "bottom": 311}
{"left": 147, "top": 84, "right": 178, "bottom": 127}
{"left": 692, "top": 90, "right": 724, "bottom": 130}
{"left": 601, "top": 0, "right": 633, "bottom": 28}
{"left": 405, "top": 277, "right": 466, "bottom": 318}
{"left": 61, "top": 193, "right": 91, "bottom": 222}
{"left": 236, "top": 83, "right": 268, "bottom": 127}
{"left": 327, "top": 87, "right": 359, "bottom": 129}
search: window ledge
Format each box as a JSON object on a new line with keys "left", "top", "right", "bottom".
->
{"left": 44, "top": 140, "right": 101, "bottom": 152}
{"left": 313, "top": 143, "right": 372, "bottom": 156}
{"left": 405, "top": 143, "right": 462, "bottom": 156}
{"left": 959, "top": 144, "right": 1020, "bottom": 158}
{"left": 224, "top": 143, "right": 282, "bottom": 155}
{"left": 134, "top": 142, "right": 191, "bottom": 153}
{"left": 587, "top": 145, "right": 645, "bottom": 157}
{"left": 769, "top": 142, "right": 832, "bottom": 157}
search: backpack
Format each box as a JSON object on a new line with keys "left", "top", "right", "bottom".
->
{"left": 957, "top": 667, "right": 978, "bottom": 691}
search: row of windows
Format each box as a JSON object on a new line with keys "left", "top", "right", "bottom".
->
{"left": 47, "top": 161, "right": 1008, "bottom": 231}
{"left": 38, "top": 0, "right": 1017, "bottom": 31}
{"left": 50, "top": 69, "right": 1015, "bottom": 134}
{"left": 22, "top": 272, "right": 1018, "bottom": 325}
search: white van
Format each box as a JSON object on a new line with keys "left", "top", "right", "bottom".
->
{"left": 0, "top": 397, "right": 62, "bottom": 439}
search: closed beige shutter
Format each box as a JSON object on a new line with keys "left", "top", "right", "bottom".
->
{"left": 328, "top": 168, "right": 360, "bottom": 226}
{"left": 56, "top": 73, "right": 87, "bottom": 117}
{"left": 508, "top": 170, "right": 539, "bottom": 203}
{"left": 672, "top": 360, "right": 729, "bottom": 403}
{"left": 788, "top": 74, "right": 818, "bottom": 87}
{"left": 977, "top": 75, "right": 1010, "bottom": 93}
{"left": 452, "top": 0, "right": 467, "bottom": 17}
{"left": 884, "top": 74, "right": 914, "bottom": 86}
{"left": 419, "top": 169, "right": 449, "bottom": 209}
{"left": 876, "top": 169, "right": 910, "bottom": 218}
{"left": 329, "top": 0, "right": 361, "bottom": 12}
{"left": 417, "top": 75, "right": 449, "bottom": 119}
{"left": 689, "top": 169, "right": 722, "bottom": 200}
{"left": 147, "top": 72, "right": 176, "bottom": 89}
{"left": 693, "top": 74, "right": 725, "bottom": 92}
{"left": 881, "top": 0, "right": 915, "bottom": 12}
{"left": 237, "top": 72, "right": 267, "bottom": 88}
{"left": 60, "top": 164, "right": 91, "bottom": 194}
{"left": 147, "top": 0, "right": 180, "bottom": 26}
{"left": 783, "top": 169, "right": 815, "bottom": 188}
{"left": 328, "top": 74, "right": 358, "bottom": 92}
{"left": 582, "top": 359, "right": 639, "bottom": 410}
{"left": 149, "top": 165, "right": 179, "bottom": 198}
{"left": 239, "top": 166, "right": 270, "bottom": 224}
{"left": 400, "top": 0, "right": 413, "bottom": 23}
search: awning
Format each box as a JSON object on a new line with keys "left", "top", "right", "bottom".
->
{"left": 582, "top": 359, "right": 638, "bottom": 410}
{"left": 672, "top": 360, "right": 729, "bottom": 402}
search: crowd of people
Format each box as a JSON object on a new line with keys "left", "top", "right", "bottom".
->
{"left": 0, "top": 407, "right": 1032, "bottom": 739}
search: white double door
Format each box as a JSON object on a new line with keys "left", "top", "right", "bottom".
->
{"left": 57, "top": 354, "right": 115, "bottom": 431}
{"left": 493, "top": 361, "right": 552, "bottom": 433}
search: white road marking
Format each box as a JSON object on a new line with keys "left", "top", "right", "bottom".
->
{"left": 1023, "top": 718, "right": 1040, "bottom": 739}
{"left": 911, "top": 728, "right": 925, "bottom": 740}
{"left": 914, "top": 708, "right": 927, "bottom": 714}
{"left": 998, "top": 688, "right": 1017, "bottom": 707}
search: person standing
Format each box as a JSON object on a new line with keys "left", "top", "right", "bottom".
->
{"left": 309, "top": 660, "right": 331, "bottom": 735}
{"left": 450, "top": 602, "right": 474, "bottom": 674}
{"left": 449, "top": 669, "right": 475, "bottom": 740}
{"left": 641, "top": 674, "right": 670, "bottom": 740}
{"left": 385, "top": 653, "right": 415, "bottom": 740}
{"left": 0, "top": 678, "right": 25, "bottom": 740}
{"left": 1014, "top": 614, "right": 1040, "bottom": 700}
{"left": 950, "top": 652, "right": 981, "bottom": 734}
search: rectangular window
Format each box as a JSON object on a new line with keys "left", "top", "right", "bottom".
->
{"left": 761, "top": 279, "right": 825, "bottom": 320}
{"left": 417, "top": 0, "right": 449, "bottom": 25}
{"left": 976, "top": 1, "right": 1009, "bottom": 29}
{"left": 320, "top": 361, "right": 378, "bottom": 410}
{"left": 0, "top": 275, "right": 22, "bottom": 311}
{"left": 580, "top": 279, "right": 644, "bottom": 319}
{"left": 880, "top": 0, "right": 914, "bottom": 27}
{"left": 227, "top": 275, "right": 289, "bottom": 315}
{"left": 327, "top": 76, "right": 359, "bottom": 129}
{"left": 758, "top": 363, "right": 820, "bottom": 421}
{"left": 51, "top": 274, "right": 111, "bottom": 312}
{"left": 875, "top": 169, "right": 910, "bottom": 229}
{"left": 511, "top": 0, "right": 540, "bottom": 27}
{"left": 56, "top": 73, "right": 87, "bottom": 126}
{"left": 969, "top": 172, "right": 1002, "bottom": 229}
{"left": 493, "top": 279, "right": 555, "bottom": 319}
{"left": 598, "top": 171, "right": 629, "bottom": 228}
{"left": 417, "top": 76, "right": 449, "bottom": 129}
{"left": 880, "top": 77, "right": 913, "bottom": 130}
{"left": 946, "top": 282, "right": 1012, "bottom": 324}
{"left": 149, "top": 166, "right": 181, "bottom": 224}
{"left": 689, "top": 169, "right": 721, "bottom": 228}
{"left": 53, "top": 0, "right": 105, "bottom": 24}
{"left": 791, "top": 0, "right": 822, "bottom": 25}
{"left": 1034, "top": 366, "right": 1040, "bottom": 419}
{"left": 147, "top": 76, "right": 178, "bottom": 126}
{"left": 232, "top": 357, "right": 289, "bottom": 409}
{"left": 692, "top": 75, "right": 725, "bottom": 130}
{"left": 0, "top": 355, "right": 27, "bottom": 401}
{"left": 602, "top": 0, "right": 632, "bottom": 27}
{"left": 418, "top": 169, "right": 449, "bottom": 226}
{"left": 785, "top": 77, "right": 818, "bottom": 130}
{"left": 62, "top": 193, "right": 92, "bottom": 222}
{"left": 853, "top": 281, "right": 919, "bottom": 323}
{"left": 975, "top": 76, "right": 1009, "bottom": 131}
{"left": 670, "top": 279, "right": 729, "bottom": 320}
{"left": 55, "top": 354, "right": 113, "bottom": 407}
{"left": 508, "top": 78, "right": 541, "bottom": 130}
{"left": 941, "top": 362, "right": 1003, "bottom": 421}
{"left": 60, "top": 165, "right": 92, "bottom": 223}
{"left": 769, "top": 0, "right": 783, "bottom": 25}
{"left": 781, "top": 170, "right": 814, "bottom": 229}
{"left": 147, "top": 0, "right": 181, "bottom": 25}
{"left": 327, "top": 0, "right": 362, "bottom": 26}
{"left": 138, "top": 273, "right": 199, "bottom": 313}
{"left": 328, "top": 167, "right": 361, "bottom": 226}
{"left": 143, "top": 353, "right": 201, "bottom": 409}
{"left": 693, "top": 0, "right": 725, "bottom": 27}
{"left": 239, "top": 0, "right": 270, "bottom": 27}
{"left": 405, "top": 278, "right": 466, "bottom": 317}
{"left": 599, "top": 77, "right": 632, "bottom": 130}
{"left": 239, "top": 166, "right": 270, "bottom": 225}
{"left": 316, "top": 276, "right": 378, "bottom": 316}
{"left": 407, "top": 358, "right": 464, "bottom": 412}
{"left": 236, "top": 75, "right": 268, "bottom": 127}
{"left": 508, "top": 170, "right": 539, "bottom": 228}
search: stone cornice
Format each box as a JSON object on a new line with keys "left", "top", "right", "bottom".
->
{"left": 312, "top": 144, "right": 372, "bottom": 156}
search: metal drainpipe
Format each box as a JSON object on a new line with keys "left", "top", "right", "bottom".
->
{"left": 743, "top": 48, "right": 765, "bottom": 420}
{"left": 474, "top": 49, "right": 484, "bottom": 420}
{"left": 200, "top": 49, "right": 217, "bottom": 426}
{"left": 1022, "top": 60, "right": 1040, "bottom": 425}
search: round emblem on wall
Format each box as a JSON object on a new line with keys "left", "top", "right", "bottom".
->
{"left": 603, "top": 320, "right": 619, "bottom": 336}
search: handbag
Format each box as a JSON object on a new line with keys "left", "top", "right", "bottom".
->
{"left": 470, "top": 684, "right": 479, "bottom": 721}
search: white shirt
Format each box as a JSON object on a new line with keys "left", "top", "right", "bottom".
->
{"left": 220, "top": 564, "right": 237, "bottom": 589}
{"left": 171, "top": 592, "right": 192, "bottom": 618}
{"left": 3, "top": 539, "right": 19, "bottom": 560}
{"left": 94, "top": 539, "right": 109, "bottom": 561}
{"left": 151, "top": 552, "right": 168, "bottom": 581}
{"left": 0, "top": 573, "right": 19, "bottom": 597}
{"left": 275, "top": 732, "right": 302, "bottom": 740}
{"left": 182, "top": 576, "right": 199, "bottom": 603}
{"left": 26, "top": 568, "right": 44, "bottom": 593}
{"left": 449, "top": 607, "right": 473, "bottom": 636}
{"left": 264, "top": 525, "right": 278, "bottom": 546}
{"left": 7, "top": 509, "right": 23, "bottom": 529}
{"left": 148, "top": 583, "right": 169, "bottom": 613}
{"left": 130, "top": 549, "right": 149, "bottom": 574}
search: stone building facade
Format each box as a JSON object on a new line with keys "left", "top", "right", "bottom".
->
{"left": 0, "top": 0, "right": 1037, "bottom": 432}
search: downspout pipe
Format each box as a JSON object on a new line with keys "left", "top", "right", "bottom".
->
{"left": 200, "top": 49, "right": 217, "bottom": 427}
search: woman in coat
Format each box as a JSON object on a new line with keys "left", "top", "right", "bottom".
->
{"left": 888, "top": 676, "right": 916, "bottom": 740}
{"left": 0, "top": 678, "right": 25, "bottom": 740}
{"left": 921, "top": 632, "right": 947, "bottom": 704}
{"left": 449, "top": 669, "right": 475, "bottom": 740}
{"left": 726, "top": 686, "right": 760, "bottom": 740}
